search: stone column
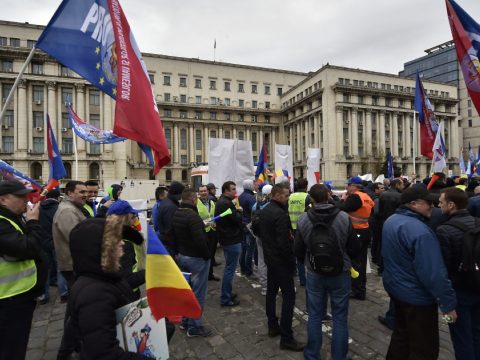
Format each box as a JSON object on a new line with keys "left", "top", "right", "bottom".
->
{"left": 103, "top": 95, "right": 113, "bottom": 153}
{"left": 259, "top": 128, "right": 264, "bottom": 152}
{"left": 203, "top": 125, "right": 209, "bottom": 162}
{"left": 46, "top": 81, "right": 57, "bottom": 142}
{"left": 173, "top": 123, "right": 179, "bottom": 164}
{"left": 304, "top": 119, "right": 310, "bottom": 150}
{"left": 405, "top": 115, "right": 411, "bottom": 159}
{"left": 351, "top": 108, "right": 358, "bottom": 156}
{"left": 246, "top": 127, "right": 251, "bottom": 141}
{"left": 232, "top": 127, "right": 237, "bottom": 139}
{"left": 27, "top": 85, "right": 33, "bottom": 151}
{"left": 289, "top": 126, "right": 293, "bottom": 147}
{"left": 336, "top": 107, "right": 343, "bottom": 156}
{"left": 365, "top": 111, "right": 372, "bottom": 156}
{"left": 17, "top": 80, "right": 28, "bottom": 151}
{"left": 392, "top": 113, "right": 399, "bottom": 157}
{"left": 219, "top": 127, "right": 223, "bottom": 139}
{"left": 379, "top": 111, "right": 386, "bottom": 155}
{"left": 189, "top": 125, "right": 194, "bottom": 162}
{"left": 75, "top": 84, "right": 86, "bottom": 151}
{"left": 271, "top": 128, "right": 276, "bottom": 158}
{"left": 314, "top": 113, "right": 319, "bottom": 147}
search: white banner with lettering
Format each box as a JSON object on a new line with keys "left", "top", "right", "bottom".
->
{"left": 306, "top": 148, "right": 321, "bottom": 190}
{"left": 274, "top": 144, "right": 294, "bottom": 191}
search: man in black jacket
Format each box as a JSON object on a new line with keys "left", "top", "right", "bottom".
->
{"left": 0, "top": 180, "right": 47, "bottom": 360}
{"left": 173, "top": 188, "right": 212, "bottom": 337}
{"left": 258, "top": 183, "right": 304, "bottom": 352}
{"left": 156, "top": 181, "right": 185, "bottom": 256}
{"left": 436, "top": 187, "right": 480, "bottom": 360}
{"left": 215, "top": 181, "right": 243, "bottom": 307}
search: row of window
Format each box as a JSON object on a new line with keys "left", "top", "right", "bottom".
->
{"left": 2, "top": 110, "right": 100, "bottom": 130}
{"left": 283, "top": 81, "right": 323, "bottom": 108}
{"left": 28, "top": 161, "right": 100, "bottom": 181}
{"left": 161, "top": 75, "right": 282, "bottom": 95}
{"left": 0, "top": 135, "right": 101, "bottom": 155}
{"left": 0, "top": 59, "right": 75, "bottom": 78}
{"left": 0, "top": 37, "right": 35, "bottom": 49}
{"left": 163, "top": 93, "right": 270, "bottom": 109}
{"left": 162, "top": 108, "right": 269, "bottom": 123}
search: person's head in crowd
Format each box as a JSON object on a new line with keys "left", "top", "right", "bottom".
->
{"left": 400, "top": 184, "right": 436, "bottom": 218}
{"left": 271, "top": 183, "right": 290, "bottom": 205}
{"left": 452, "top": 176, "right": 460, "bottom": 184}
{"left": 46, "top": 189, "right": 61, "bottom": 200}
{"left": 0, "top": 180, "right": 35, "bottom": 215}
{"left": 434, "top": 172, "right": 447, "bottom": 185}
{"left": 295, "top": 178, "right": 308, "bottom": 192}
{"left": 106, "top": 184, "right": 123, "bottom": 201}
{"left": 390, "top": 178, "right": 405, "bottom": 193}
{"left": 206, "top": 183, "right": 217, "bottom": 197}
{"left": 468, "top": 177, "right": 479, "bottom": 192}
{"left": 155, "top": 186, "right": 168, "bottom": 202}
{"left": 383, "top": 178, "right": 391, "bottom": 188}
{"left": 373, "top": 182, "right": 385, "bottom": 195}
{"left": 168, "top": 181, "right": 185, "bottom": 201}
{"left": 361, "top": 180, "right": 369, "bottom": 188}
{"left": 242, "top": 179, "right": 254, "bottom": 192}
{"left": 262, "top": 184, "right": 273, "bottom": 199}
{"left": 65, "top": 181, "right": 87, "bottom": 206}
{"left": 345, "top": 176, "right": 363, "bottom": 194}
{"left": 458, "top": 177, "right": 468, "bottom": 186}
{"left": 309, "top": 184, "right": 329, "bottom": 205}
{"left": 84, "top": 180, "right": 99, "bottom": 203}
{"left": 438, "top": 187, "right": 468, "bottom": 216}
{"left": 446, "top": 177, "right": 456, "bottom": 188}
{"left": 198, "top": 185, "right": 209, "bottom": 201}
{"left": 221, "top": 181, "right": 236, "bottom": 199}
{"left": 393, "top": 169, "right": 402, "bottom": 178}
{"left": 181, "top": 188, "right": 198, "bottom": 206}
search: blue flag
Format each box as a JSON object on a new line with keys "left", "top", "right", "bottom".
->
{"left": 387, "top": 151, "right": 393, "bottom": 179}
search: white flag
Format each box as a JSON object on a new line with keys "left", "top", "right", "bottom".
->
{"left": 432, "top": 123, "right": 446, "bottom": 173}
{"left": 274, "top": 144, "right": 294, "bottom": 191}
{"left": 306, "top": 148, "right": 321, "bottom": 190}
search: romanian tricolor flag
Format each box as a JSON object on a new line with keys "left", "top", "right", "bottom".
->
{"left": 256, "top": 143, "right": 269, "bottom": 187}
{"left": 146, "top": 226, "right": 201, "bottom": 322}
{"left": 273, "top": 169, "right": 290, "bottom": 180}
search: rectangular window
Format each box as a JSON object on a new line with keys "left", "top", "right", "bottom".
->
{"left": 62, "top": 138, "right": 73, "bottom": 154}
{"left": 224, "top": 82, "right": 230, "bottom": 91}
{"left": 196, "top": 155, "right": 202, "bottom": 163}
{"left": 265, "top": 101, "right": 270, "bottom": 109}
{"left": 210, "top": 97, "right": 217, "bottom": 105}
{"left": 62, "top": 112, "right": 71, "bottom": 129}
{"left": 90, "top": 114, "right": 100, "bottom": 128}
{"left": 238, "top": 83, "right": 244, "bottom": 93}
{"left": 164, "top": 93, "right": 171, "bottom": 102}
{"left": 224, "top": 98, "right": 230, "bottom": 106}
{"left": 90, "top": 143, "right": 101, "bottom": 154}
{"left": 32, "top": 85, "right": 44, "bottom": 103}
{"left": 2, "top": 84, "right": 12, "bottom": 102}
{"left": 33, "top": 111, "right": 43, "bottom": 128}
{"left": 225, "top": 130, "right": 231, "bottom": 139}
{"left": 32, "top": 62, "right": 43, "bottom": 75}
{"left": 180, "top": 77, "right": 187, "bottom": 87}
{"left": 398, "top": 99, "right": 403, "bottom": 108}
{"left": 60, "top": 65, "right": 73, "bottom": 77}
{"left": 224, "top": 113, "right": 231, "bottom": 121}
{"left": 385, "top": 97, "right": 391, "bottom": 107}
{"left": 181, "top": 155, "right": 188, "bottom": 165}
{"left": 89, "top": 90, "right": 100, "bottom": 106}
{"left": 180, "top": 94, "right": 187, "bottom": 103}
{"left": 238, "top": 114, "right": 244, "bottom": 122}
{"left": 209, "top": 80, "right": 216, "bottom": 90}
{"left": 343, "top": 93, "right": 349, "bottom": 103}
{"left": 468, "top": 109, "right": 473, "bottom": 117}
{"left": 165, "top": 128, "right": 171, "bottom": 149}
{"left": 194, "top": 111, "right": 202, "bottom": 120}
{"left": 163, "top": 75, "right": 171, "bottom": 85}
{"left": 265, "top": 85, "right": 270, "bottom": 95}
{"left": 357, "top": 95, "right": 363, "bottom": 105}
{"left": 238, "top": 131, "right": 244, "bottom": 140}
{"left": 164, "top": 109, "right": 172, "bottom": 117}
{"left": 239, "top": 99, "right": 244, "bottom": 107}
{"left": 180, "top": 129, "right": 187, "bottom": 149}
{"left": 0, "top": 37, "right": 7, "bottom": 46}
{"left": 10, "top": 38, "right": 20, "bottom": 47}
{"left": 277, "top": 87, "right": 282, "bottom": 96}
{"left": 252, "top": 115, "right": 257, "bottom": 122}
{"left": 372, "top": 96, "right": 378, "bottom": 106}
{"left": 2, "top": 60, "right": 13, "bottom": 72}
{"left": 252, "top": 101, "right": 257, "bottom": 109}
{"left": 210, "top": 112, "right": 217, "bottom": 120}
{"left": 195, "top": 130, "right": 202, "bottom": 150}
{"left": 3, "top": 110, "right": 13, "bottom": 127}
{"left": 2, "top": 136, "right": 14, "bottom": 153}
{"left": 180, "top": 110, "right": 187, "bottom": 119}
{"left": 61, "top": 87, "right": 73, "bottom": 104}
{"left": 33, "top": 137, "right": 44, "bottom": 154}
{"left": 148, "top": 73, "right": 155, "bottom": 84}
{"left": 210, "top": 130, "right": 217, "bottom": 138}
{"left": 195, "top": 96, "right": 201, "bottom": 104}
{"left": 251, "top": 84, "right": 257, "bottom": 94}
{"left": 469, "top": 119, "right": 473, "bottom": 127}
{"left": 265, "top": 115, "right": 270, "bottom": 123}
{"left": 195, "top": 79, "right": 202, "bottom": 88}
{"left": 252, "top": 132, "right": 257, "bottom": 150}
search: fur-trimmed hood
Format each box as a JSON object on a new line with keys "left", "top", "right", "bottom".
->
{"left": 70, "top": 218, "right": 122, "bottom": 279}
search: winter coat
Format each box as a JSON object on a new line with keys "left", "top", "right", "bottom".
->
{"left": 294, "top": 203, "right": 360, "bottom": 273}
{"left": 382, "top": 206, "right": 456, "bottom": 312}
{"left": 378, "top": 189, "right": 402, "bottom": 223}
{"left": 172, "top": 203, "right": 210, "bottom": 259}
{"left": 238, "top": 189, "right": 256, "bottom": 224}
{"left": 214, "top": 194, "right": 243, "bottom": 246}
{"left": 257, "top": 200, "right": 295, "bottom": 270}
{"left": 68, "top": 218, "right": 149, "bottom": 360}
{"left": 467, "top": 194, "right": 480, "bottom": 217}
{"left": 0, "top": 206, "right": 47, "bottom": 300}
{"left": 38, "top": 198, "right": 59, "bottom": 251}
{"left": 436, "top": 210, "right": 478, "bottom": 291}
{"left": 52, "top": 196, "right": 87, "bottom": 272}
{"left": 156, "top": 196, "right": 180, "bottom": 252}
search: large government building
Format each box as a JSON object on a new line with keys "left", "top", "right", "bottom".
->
{"left": 0, "top": 20, "right": 460, "bottom": 187}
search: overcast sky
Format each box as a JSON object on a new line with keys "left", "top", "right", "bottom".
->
{"left": 2, "top": 0, "right": 479, "bottom": 75}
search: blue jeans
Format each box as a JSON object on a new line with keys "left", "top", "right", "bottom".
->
{"left": 177, "top": 255, "right": 210, "bottom": 329}
{"left": 221, "top": 243, "right": 241, "bottom": 304}
{"left": 449, "top": 288, "right": 480, "bottom": 360}
{"left": 240, "top": 229, "right": 256, "bottom": 275}
{"left": 304, "top": 270, "right": 351, "bottom": 360}
{"left": 43, "top": 247, "right": 68, "bottom": 299}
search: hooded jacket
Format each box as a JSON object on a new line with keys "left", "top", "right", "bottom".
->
{"left": 215, "top": 194, "right": 243, "bottom": 246}
{"left": 294, "top": 203, "right": 359, "bottom": 273}
{"left": 156, "top": 195, "right": 180, "bottom": 252}
{"left": 382, "top": 206, "right": 456, "bottom": 312}
{"left": 67, "top": 218, "right": 149, "bottom": 360}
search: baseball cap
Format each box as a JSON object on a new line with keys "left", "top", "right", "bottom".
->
{"left": 400, "top": 184, "right": 438, "bottom": 204}
{"left": 346, "top": 176, "right": 363, "bottom": 186}
{"left": 107, "top": 199, "right": 139, "bottom": 216}
{"left": 0, "top": 180, "right": 36, "bottom": 196}
{"left": 206, "top": 183, "right": 216, "bottom": 190}
{"left": 262, "top": 184, "right": 273, "bottom": 195}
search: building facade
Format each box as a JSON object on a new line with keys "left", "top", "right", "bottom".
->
{"left": 0, "top": 20, "right": 460, "bottom": 187}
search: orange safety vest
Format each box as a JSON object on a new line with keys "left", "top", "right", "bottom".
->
{"left": 348, "top": 191, "right": 374, "bottom": 229}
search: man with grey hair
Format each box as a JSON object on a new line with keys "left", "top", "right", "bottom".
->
{"left": 239, "top": 179, "right": 257, "bottom": 278}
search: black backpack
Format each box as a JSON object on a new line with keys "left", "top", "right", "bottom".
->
{"left": 307, "top": 209, "right": 344, "bottom": 276}
{"left": 444, "top": 218, "right": 480, "bottom": 288}
{"left": 250, "top": 203, "right": 264, "bottom": 237}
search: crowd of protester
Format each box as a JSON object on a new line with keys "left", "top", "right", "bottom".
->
{"left": 1, "top": 170, "right": 480, "bottom": 360}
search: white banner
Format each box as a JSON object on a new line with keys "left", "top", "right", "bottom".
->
{"left": 306, "top": 148, "right": 321, "bottom": 190}
{"left": 208, "top": 138, "right": 255, "bottom": 194}
{"left": 275, "top": 144, "right": 294, "bottom": 191}
{"left": 432, "top": 123, "right": 447, "bottom": 173}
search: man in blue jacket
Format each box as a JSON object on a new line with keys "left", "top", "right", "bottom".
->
{"left": 382, "top": 184, "right": 457, "bottom": 360}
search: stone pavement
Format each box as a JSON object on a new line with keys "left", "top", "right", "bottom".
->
{"left": 26, "top": 258, "right": 454, "bottom": 360}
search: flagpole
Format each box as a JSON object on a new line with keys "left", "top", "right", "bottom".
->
{"left": 73, "top": 130, "right": 78, "bottom": 180}
{"left": 0, "top": 47, "right": 36, "bottom": 123}
{"left": 413, "top": 110, "right": 417, "bottom": 175}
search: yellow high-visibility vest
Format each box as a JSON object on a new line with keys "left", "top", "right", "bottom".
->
{"left": 288, "top": 192, "right": 308, "bottom": 230}
{"left": 0, "top": 215, "right": 37, "bottom": 299}
{"left": 197, "top": 199, "right": 216, "bottom": 232}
